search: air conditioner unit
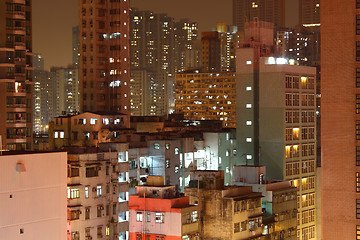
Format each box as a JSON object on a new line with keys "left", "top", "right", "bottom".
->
{"left": 92, "top": 187, "right": 97, "bottom": 192}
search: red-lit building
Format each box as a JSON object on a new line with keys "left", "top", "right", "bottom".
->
{"left": 79, "top": 0, "right": 130, "bottom": 114}
{"left": 129, "top": 177, "right": 201, "bottom": 240}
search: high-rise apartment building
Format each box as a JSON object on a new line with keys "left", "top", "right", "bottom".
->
{"left": 201, "top": 32, "right": 221, "bottom": 72}
{"left": 174, "top": 19, "right": 199, "bottom": 73}
{"left": 72, "top": 26, "right": 80, "bottom": 66}
{"left": 130, "top": 9, "right": 198, "bottom": 76}
{"left": 33, "top": 54, "right": 55, "bottom": 133}
{"left": 130, "top": 9, "right": 175, "bottom": 75}
{"left": 79, "top": 0, "right": 130, "bottom": 114}
{"left": 236, "top": 53, "right": 317, "bottom": 239}
{"left": 299, "top": 0, "right": 320, "bottom": 25}
{"left": 217, "top": 23, "right": 239, "bottom": 72}
{"left": 232, "top": 0, "right": 285, "bottom": 31}
{"left": 51, "top": 66, "right": 80, "bottom": 117}
{"left": 129, "top": 9, "right": 198, "bottom": 116}
{"left": 321, "top": 0, "right": 359, "bottom": 239}
{"left": 130, "top": 70, "right": 168, "bottom": 116}
{"left": 175, "top": 71, "right": 236, "bottom": 128}
{"left": 0, "top": 0, "right": 33, "bottom": 150}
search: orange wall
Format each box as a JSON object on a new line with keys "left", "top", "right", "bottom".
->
{"left": 129, "top": 232, "right": 181, "bottom": 240}
{"left": 129, "top": 195, "right": 189, "bottom": 213}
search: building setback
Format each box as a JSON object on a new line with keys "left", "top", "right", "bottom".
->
{"left": 0, "top": 0, "right": 33, "bottom": 150}
{"left": 79, "top": 0, "right": 130, "bottom": 114}
{"left": 320, "top": 0, "right": 359, "bottom": 239}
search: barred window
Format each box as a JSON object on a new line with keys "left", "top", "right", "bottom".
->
{"left": 357, "top": 172, "right": 360, "bottom": 192}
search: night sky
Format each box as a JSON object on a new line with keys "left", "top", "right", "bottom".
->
{"left": 33, "top": 0, "right": 298, "bottom": 70}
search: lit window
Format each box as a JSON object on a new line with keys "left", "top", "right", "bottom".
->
{"left": 175, "top": 148, "right": 179, "bottom": 155}
{"left": 155, "top": 212, "right": 164, "bottom": 223}
{"left": 154, "top": 143, "right": 160, "bottom": 149}
{"left": 54, "top": 132, "right": 59, "bottom": 138}
{"left": 59, "top": 131, "right": 65, "bottom": 138}
{"left": 246, "top": 104, "right": 252, "bottom": 109}
{"left": 90, "top": 118, "right": 97, "bottom": 125}
{"left": 97, "top": 185, "right": 102, "bottom": 197}
{"left": 85, "top": 187, "right": 89, "bottom": 198}
{"left": 67, "top": 187, "right": 80, "bottom": 199}
{"left": 246, "top": 86, "right": 252, "bottom": 91}
{"left": 246, "top": 155, "right": 252, "bottom": 160}
{"left": 136, "top": 212, "right": 143, "bottom": 222}
{"left": 246, "top": 60, "right": 252, "bottom": 64}
{"left": 246, "top": 138, "right": 252, "bottom": 143}
{"left": 103, "top": 118, "right": 109, "bottom": 125}
{"left": 246, "top": 121, "right": 252, "bottom": 126}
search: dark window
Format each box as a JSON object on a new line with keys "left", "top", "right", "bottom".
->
{"left": 357, "top": 69, "right": 360, "bottom": 88}
{"left": 357, "top": 172, "right": 360, "bottom": 192}
{"left": 357, "top": 15, "right": 360, "bottom": 34}
{"left": 68, "top": 167, "right": 79, "bottom": 177}
{"left": 73, "top": 131, "right": 78, "bottom": 140}
{"left": 86, "top": 167, "right": 99, "bottom": 177}
{"left": 357, "top": 200, "right": 360, "bottom": 219}
{"left": 357, "top": 146, "right": 360, "bottom": 166}
{"left": 357, "top": 95, "right": 360, "bottom": 113}
{"left": 357, "top": 121, "right": 360, "bottom": 140}
{"left": 357, "top": 0, "right": 360, "bottom": 8}
{"left": 357, "top": 42, "right": 360, "bottom": 61}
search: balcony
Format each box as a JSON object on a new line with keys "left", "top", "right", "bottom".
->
{"left": 14, "top": 57, "right": 25, "bottom": 64}
{"left": 14, "top": 42, "right": 25, "bottom": 49}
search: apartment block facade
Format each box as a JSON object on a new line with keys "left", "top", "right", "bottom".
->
{"left": 321, "top": 0, "right": 360, "bottom": 239}
{"left": 67, "top": 149, "right": 130, "bottom": 240}
{"left": 130, "top": 70, "right": 168, "bottom": 116}
{"left": 175, "top": 71, "right": 236, "bottom": 128}
{"left": 79, "top": 0, "right": 130, "bottom": 113}
{"left": 232, "top": 0, "right": 285, "bottom": 31}
{"left": 129, "top": 182, "right": 201, "bottom": 240}
{"left": 185, "top": 171, "right": 263, "bottom": 239}
{"left": 0, "top": 0, "right": 33, "bottom": 150}
{"left": 236, "top": 52, "right": 317, "bottom": 239}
